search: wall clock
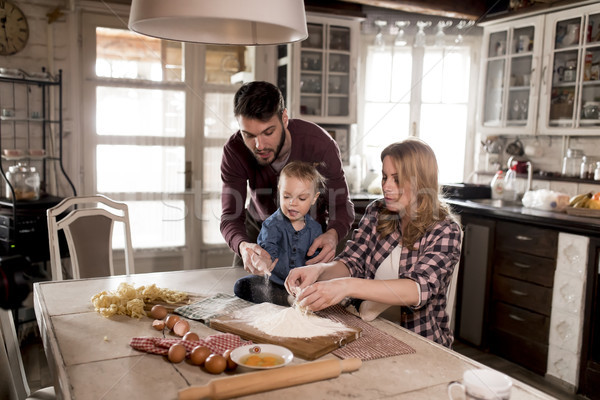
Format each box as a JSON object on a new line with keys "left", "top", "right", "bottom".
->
{"left": 0, "top": 1, "right": 29, "bottom": 56}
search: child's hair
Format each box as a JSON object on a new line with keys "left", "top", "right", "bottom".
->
{"left": 279, "top": 161, "right": 326, "bottom": 194}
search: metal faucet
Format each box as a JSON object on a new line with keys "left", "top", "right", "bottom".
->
{"left": 525, "top": 161, "right": 533, "bottom": 192}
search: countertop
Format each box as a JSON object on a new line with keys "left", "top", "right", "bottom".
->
{"left": 447, "top": 198, "right": 600, "bottom": 237}
{"left": 33, "top": 268, "right": 556, "bottom": 400}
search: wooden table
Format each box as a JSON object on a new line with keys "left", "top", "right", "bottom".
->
{"left": 33, "top": 267, "right": 557, "bottom": 400}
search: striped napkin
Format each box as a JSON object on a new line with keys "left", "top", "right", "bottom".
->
{"left": 174, "top": 293, "right": 253, "bottom": 324}
{"left": 318, "top": 305, "right": 416, "bottom": 361}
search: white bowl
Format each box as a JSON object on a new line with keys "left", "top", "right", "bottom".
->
{"left": 230, "top": 344, "right": 293, "bottom": 370}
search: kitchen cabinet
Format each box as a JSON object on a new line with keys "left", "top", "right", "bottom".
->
{"left": 539, "top": 5, "right": 600, "bottom": 134}
{"left": 477, "top": 1, "right": 600, "bottom": 137}
{"left": 0, "top": 69, "right": 76, "bottom": 261}
{"left": 477, "top": 15, "right": 544, "bottom": 135}
{"left": 581, "top": 237, "right": 600, "bottom": 399}
{"left": 489, "top": 221, "right": 558, "bottom": 375}
{"left": 278, "top": 14, "right": 360, "bottom": 124}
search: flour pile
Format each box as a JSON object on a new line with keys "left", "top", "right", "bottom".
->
{"left": 232, "top": 302, "right": 351, "bottom": 338}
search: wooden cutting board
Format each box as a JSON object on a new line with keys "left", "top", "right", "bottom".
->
{"left": 210, "top": 309, "right": 362, "bottom": 360}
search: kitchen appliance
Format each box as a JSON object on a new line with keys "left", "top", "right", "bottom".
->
{"left": 441, "top": 183, "right": 492, "bottom": 200}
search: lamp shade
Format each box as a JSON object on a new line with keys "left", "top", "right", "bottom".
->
{"left": 129, "top": 0, "right": 308, "bottom": 45}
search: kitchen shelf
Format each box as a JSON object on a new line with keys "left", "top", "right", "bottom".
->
{"left": 0, "top": 68, "right": 76, "bottom": 261}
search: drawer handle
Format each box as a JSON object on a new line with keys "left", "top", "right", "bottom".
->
{"left": 515, "top": 235, "right": 533, "bottom": 241}
{"left": 508, "top": 313, "right": 526, "bottom": 322}
{"left": 510, "top": 289, "right": 528, "bottom": 296}
{"left": 513, "top": 262, "right": 531, "bottom": 269}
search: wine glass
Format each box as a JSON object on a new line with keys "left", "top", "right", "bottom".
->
{"left": 455, "top": 20, "right": 475, "bottom": 44}
{"left": 435, "top": 21, "right": 453, "bottom": 47}
{"left": 374, "top": 20, "right": 387, "bottom": 49}
{"left": 414, "top": 21, "right": 431, "bottom": 47}
{"left": 394, "top": 21, "right": 410, "bottom": 47}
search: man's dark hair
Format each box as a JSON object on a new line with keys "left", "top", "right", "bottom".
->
{"left": 233, "top": 81, "right": 285, "bottom": 122}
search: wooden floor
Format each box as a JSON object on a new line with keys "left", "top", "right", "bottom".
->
{"left": 16, "top": 324, "right": 592, "bottom": 399}
{"left": 453, "top": 339, "right": 589, "bottom": 400}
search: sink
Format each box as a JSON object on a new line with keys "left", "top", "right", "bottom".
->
{"left": 467, "top": 198, "right": 523, "bottom": 208}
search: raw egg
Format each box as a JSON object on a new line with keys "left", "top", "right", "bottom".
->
{"left": 165, "top": 315, "right": 181, "bottom": 330}
{"left": 190, "top": 346, "right": 211, "bottom": 366}
{"left": 183, "top": 332, "right": 200, "bottom": 342}
{"left": 168, "top": 343, "right": 186, "bottom": 363}
{"left": 204, "top": 354, "right": 227, "bottom": 374}
{"left": 222, "top": 349, "right": 237, "bottom": 371}
{"left": 173, "top": 320, "right": 190, "bottom": 337}
{"left": 150, "top": 304, "right": 168, "bottom": 319}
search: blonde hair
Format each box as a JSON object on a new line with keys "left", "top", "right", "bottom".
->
{"left": 279, "top": 161, "right": 325, "bottom": 194}
{"left": 377, "top": 138, "right": 453, "bottom": 249}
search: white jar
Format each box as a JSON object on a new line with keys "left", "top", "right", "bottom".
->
{"left": 595, "top": 161, "right": 600, "bottom": 181}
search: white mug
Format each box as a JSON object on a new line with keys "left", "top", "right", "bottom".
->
{"left": 448, "top": 369, "right": 512, "bottom": 400}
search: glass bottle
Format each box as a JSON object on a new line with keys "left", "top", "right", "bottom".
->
{"left": 562, "top": 148, "right": 584, "bottom": 177}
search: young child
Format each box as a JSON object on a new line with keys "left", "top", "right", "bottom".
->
{"left": 233, "top": 161, "right": 325, "bottom": 305}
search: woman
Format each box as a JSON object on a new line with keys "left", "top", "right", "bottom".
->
{"left": 285, "top": 138, "right": 462, "bottom": 347}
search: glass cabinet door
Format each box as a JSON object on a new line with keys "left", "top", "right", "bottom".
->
{"left": 544, "top": 9, "right": 600, "bottom": 131}
{"left": 298, "top": 22, "right": 352, "bottom": 120}
{"left": 479, "top": 16, "right": 542, "bottom": 134}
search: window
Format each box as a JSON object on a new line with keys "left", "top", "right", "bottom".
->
{"left": 81, "top": 12, "right": 256, "bottom": 269}
{"left": 360, "top": 39, "right": 475, "bottom": 184}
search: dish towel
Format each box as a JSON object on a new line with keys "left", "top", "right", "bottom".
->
{"left": 175, "top": 293, "right": 254, "bottom": 324}
{"left": 130, "top": 333, "right": 252, "bottom": 356}
{"left": 318, "top": 305, "right": 415, "bottom": 361}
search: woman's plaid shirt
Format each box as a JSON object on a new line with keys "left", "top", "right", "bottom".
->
{"left": 336, "top": 200, "right": 462, "bottom": 347}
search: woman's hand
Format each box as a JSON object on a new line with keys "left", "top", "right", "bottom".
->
{"left": 285, "top": 265, "right": 321, "bottom": 294}
{"left": 296, "top": 278, "right": 350, "bottom": 312}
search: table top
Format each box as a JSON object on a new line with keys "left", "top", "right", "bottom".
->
{"left": 33, "top": 267, "right": 557, "bottom": 400}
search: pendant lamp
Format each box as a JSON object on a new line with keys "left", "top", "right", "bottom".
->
{"left": 128, "top": 0, "right": 308, "bottom": 45}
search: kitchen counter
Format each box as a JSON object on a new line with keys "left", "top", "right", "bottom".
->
{"left": 447, "top": 198, "right": 600, "bottom": 237}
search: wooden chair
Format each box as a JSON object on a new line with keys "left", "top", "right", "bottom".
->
{"left": 0, "top": 309, "right": 55, "bottom": 400}
{"left": 46, "top": 195, "right": 135, "bottom": 280}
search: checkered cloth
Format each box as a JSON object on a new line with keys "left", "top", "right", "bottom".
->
{"left": 174, "top": 293, "right": 253, "bottom": 324}
{"left": 318, "top": 305, "right": 415, "bottom": 361}
{"left": 129, "top": 333, "right": 252, "bottom": 356}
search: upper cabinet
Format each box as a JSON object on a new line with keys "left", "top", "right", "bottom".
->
{"left": 278, "top": 14, "right": 361, "bottom": 125}
{"left": 478, "top": 15, "right": 544, "bottom": 135}
{"left": 478, "top": 2, "right": 600, "bottom": 137}
{"left": 539, "top": 5, "right": 600, "bottom": 135}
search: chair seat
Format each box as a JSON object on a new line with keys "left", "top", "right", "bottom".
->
{"left": 28, "top": 387, "right": 55, "bottom": 400}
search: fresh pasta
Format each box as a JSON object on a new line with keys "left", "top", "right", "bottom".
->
{"left": 91, "top": 282, "right": 188, "bottom": 318}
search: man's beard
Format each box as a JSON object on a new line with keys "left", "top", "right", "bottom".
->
{"left": 254, "top": 120, "right": 286, "bottom": 166}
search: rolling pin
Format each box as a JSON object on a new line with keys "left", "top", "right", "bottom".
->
{"left": 178, "top": 357, "right": 362, "bottom": 400}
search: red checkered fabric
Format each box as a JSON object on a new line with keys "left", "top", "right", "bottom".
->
{"left": 130, "top": 333, "right": 252, "bottom": 356}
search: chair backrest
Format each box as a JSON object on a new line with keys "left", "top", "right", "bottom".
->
{"left": 47, "top": 195, "right": 135, "bottom": 280}
{"left": 446, "top": 229, "right": 464, "bottom": 329}
{"left": 0, "top": 309, "right": 30, "bottom": 400}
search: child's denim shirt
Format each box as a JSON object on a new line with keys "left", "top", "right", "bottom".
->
{"left": 257, "top": 208, "right": 323, "bottom": 285}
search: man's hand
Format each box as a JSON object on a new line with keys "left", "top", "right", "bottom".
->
{"left": 305, "top": 229, "right": 338, "bottom": 264}
{"left": 239, "top": 242, "right": 276, "bottom": 275}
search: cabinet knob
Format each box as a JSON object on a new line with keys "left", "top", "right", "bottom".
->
{"left": 513, "top": 262, "right": 531, "bottom": 269}
{"left": 508, "top": 313, "right": 526, "bottom": 322}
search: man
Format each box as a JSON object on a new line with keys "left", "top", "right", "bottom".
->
{"left": 220, "top": 81, "right": 354, "bottom": 274}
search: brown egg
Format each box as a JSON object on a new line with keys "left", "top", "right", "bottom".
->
{"left": 165, "top": 315, "right": 181, "bottom": 330}
{"left": 168, "top": 343, "right": 186, "bottom": 363}
{"left": 183, "top": 331, "right": 200, "bottom": 342}
{"left": 190, "top": 346, "right": 211, "bottom": 366}
{"left": 150, "top": 305, "right": 168, "bottom": 319}
{"left": 173, "top": 320, "right": 190, "bottom": 337}
{"left": 152, "top": 319, "right": 165, "bottom": 331}
{"left": 222, "top": 349, "right": 238, "bottom": 371}
{"left": 204, "top": 354, "right": 227, "bottom": 374}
